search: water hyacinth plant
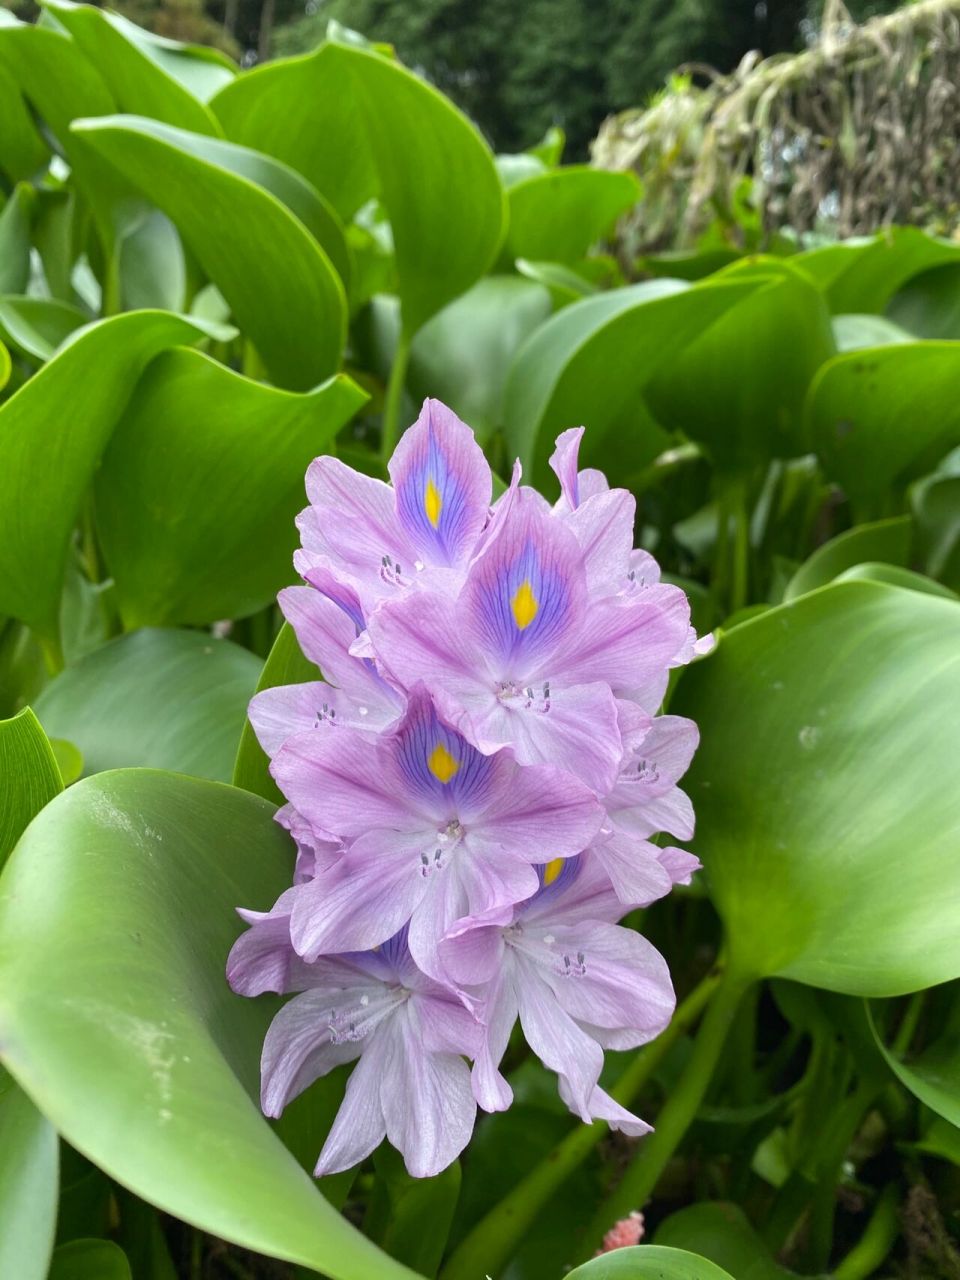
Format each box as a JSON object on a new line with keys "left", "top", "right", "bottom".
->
{"left": 2, "top": 6, "right": 960, "bottom": 1278}
{"left": 230, "top": 401, "right": 701, "bottom": 1176}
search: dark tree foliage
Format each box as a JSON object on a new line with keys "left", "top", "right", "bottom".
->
{"left": 274, "top": 0, "right": 897, "bottom": 157}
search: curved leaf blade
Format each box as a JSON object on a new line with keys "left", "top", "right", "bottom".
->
{"left": 807, "top": 342, "right": 960, "bottom": 506}
{"left": 213, "top": 40, "right": 505, "bottom": 334}
{"left": 565, "top": 1245, "right": 735, "bottom": 1279}
{"left": 503, "top": 277, "right": 758, "bottom": 487}
{"left": 0, "top": 770, "right": 416, "bottom": 1279}
{"left": 504, "top": 167, "right": 640, "bottom": 264}
{"left": 72, "top": 116, "right": 347, "bottom": 388}
{"left": 673, "top": 581, "right": 960, "bottom": 994}
{"left": 0, "top": 310, "right": 209, "bottom": 640}
{"left": 96, "top": 352, "right": 366, "bottom": 625}
{"left": 34, "top": 629, "right": 262, "bottom": 781}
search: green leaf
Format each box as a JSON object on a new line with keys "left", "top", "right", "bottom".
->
{"left": 502, "top": 277, "right": 759, "bottom": 487}
{"left": 783, "top": 515, "right": 912, "bottom": 602}
{"left": 503, "top": 168, "right": 640, "bottom": 265}
{"left": 0, "top": 296, "right": 88, "bottom": 363}
{"left": 0, "top": 707, "right": 63, "bottom": 868}
{"left": 0, "top": 64, "right": 49, "bottom": 183}
{"left": 212, "top": 41, "right": 505, "bottom": 335}
{"left": 0, "top": 1068, "right": 59, "bottom": 1280}
{"left": 806, "top": 342, "right": 960, "bottom": 507}
{"left": 34, "top": 629, "right": 262, "bottom": 782}
{"left": 831, "top": 314, "right": 914, "bottom": 352}
{"left": 515, "top": 258, "right": 597, "bottom": 308}
{"left": 41, "top": 0, "right": 221, "bottom": 135}
{"left": 0, "top": 770, "right": 415, "bottom": 1279}
{"left": 673, "top": 581, "right": 960, "bottom": 994}
{"left": 73, "top": 116, "right": 347, "bottom": 389}
{"left": 96, "top": 351, "right": 366, "bottom": 625}
{"left": 912, "top": 452, "right": 960, "bottom": 591}
{"left": 869, "top": 999, "right": 960, "bottom": 1129}
{"left": 834, "top": 562, "right": 957, "bottom": 599}
{"left": 0, "top": 340, "right": 9, "bottom": 393}
{"left": 796, "top": 228, "right": 960, "bottom": 314}
{"left": 0, "top": 708, "right": 61, "bottom": 1280}
{"left": 48, "top": 1240, "right": 132, "bottom": 1280}
{"left": 0, "top": 309, "right": 210, "bottom": 641}
{"left": 887, "top": 263, "right": 960, "bottom": 339}
{"left": 564, "top": 1245, "right": 735, "bottom": 1279}
{"left": 655, "top": 1203, "right": 807, "bottom": 1279}
{"left": 409, "top": 277, "right": 552, "bottom": 445}
{"left": 233, "top": 623, "right": 315, "bottom": 804}
{"left": 0, "top": 184, "right": 33, "bottom": 295}
{"left": 645, "top": 259, "right": 835, "bottom": 469}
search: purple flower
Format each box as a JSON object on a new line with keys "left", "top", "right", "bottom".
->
{"left": 228, "top": 399, "right": 704, "bottom": 1179}
{"left": 271, "top": 687, "right": 604, "bottom": 975}
{"left": 438, "top": 856, "right": 675, "bottom": 1130}
{"left": 294, "top": 399, "right": 491, "bottom": 619}
{"left": 229, "top": 925, "right": 479, "bottom": 1178}
{"left": 368, "top": 485, "right": 691, "bottom": 792}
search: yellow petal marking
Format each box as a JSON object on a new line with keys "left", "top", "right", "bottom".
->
{"left": 424, "top": 478, "right": 442, "bottom": 528}
{"left": 428, "top": 742, "right": 459, "bottom": 783}
{"left": 511, "top": 579, "right": 538, "bottom": 630}
{"left": 542, "top": 858, "right": 564, "bottom": 886}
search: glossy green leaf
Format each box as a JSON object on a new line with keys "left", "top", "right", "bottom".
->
{"left": 50, "top": 736, "right": 84, "bottom": 784}
{"left": 0, "top": 296, "right": 88, "bottom": 363}
{"left": 73, "top": 116, "right": 347, "bottom": 388}
{"left": 0, "top": 310, "right": 208, "bottom": 640}
{"left": 0, "top": 1069, "right": 59, "bottom": 1280}
{"left": 0, "top": 340, "right": 9, "bottom": 393}
{"left": 0, "top": 707, "right": 62, "bottom": 868}
{"left": 869, "top": 999, "right": 960, "bottom": 1129}
{"left": 796, "top": 228, "right": 960, "bottom": 314}
{"left": 233, "top": 623, "right": 315, "bottom": 804}
{"left": 831, "top": 313, "right": 913, "bottom": 352}
{"left": 96, "top": 351, "right": 366, "bottom": 626}
{"left": 646, "top": 259, "right": 835, "bottom": 469}
{"left": 783, "top": 516, "right": 912, "bottom": 601}
{"left": 503, "top": 277, "right": 758, "bottom": 487}
{"left": 504, "top": 168, "right": 640, "bottom": 264}
{"left": 0, "top": 64, "right": 49, "bottom": 183}
{"left": 0, "top": 22, "right": 130, "bottom": 260}
{"left": 212, "top": 40, "right": 505, "bottom": 334}
{"left": 0, "top": 184, "right": 32, "bottom": 295}
{"left": 655, "top": 1203, "right": 806, "bottom": 1279}
{"left": 515, "top": 257, "right": 597, "bottom": 308}
{"left": 409, "top": 277, "right": 552, "bottom": 444}
{"left": 912, "top": 452, "right": 960, "bottom": 591}
{"left": 834, "top": 562, "right": 957, "bottom": 599}
{"left": 887, "top": 263, "right": 960, "bottom": 339}
{"left": 0, "top": 707, "right": 61, "bottom": 1280}
{"left": 0, "top": 771, "right": 415, "bottom": 1278}
{"left": 564, "top": 1245, "right": 735, "bottom": 1279}
{"left": 34, "top": 629, "right": 261, "bottom": 781}
{"left": 673, "top": 581, "right": 960, "bottom": 994}
{"left": 42, "top": 0, "right": 221, "bottom": 135}
{"left": 806, "top": 343, "right": 960, "bottom": 507}
{"left": 48, "top": 1239, "right": 132, "bottom": 1280}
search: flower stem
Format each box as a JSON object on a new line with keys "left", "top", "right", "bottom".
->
{"left": 380, "top": 331, "right": 411, "bottom": 468}
{"left": 574, "top": 965, "right": 752, "bottom": 1261}
{"left": 833, "top": 1183, "right": 900, "bottom": 1280}
{"left": 439, "top": 966, "right": 724, "bottom": 1280}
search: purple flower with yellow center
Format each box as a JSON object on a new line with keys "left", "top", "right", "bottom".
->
{"left": 367, "top": 486, "right": 691, "bottom": 793}
{"left": 229, "top": 926, "right": 480, "bottom": 1178}
{"left": 270, "top": 687, "right": 604, "bottom": 976}
{"left": 295, "top": 398, "right": 491, "bottom": 620}
{"left": 438, "top": 855, "right": 675, "bottom": 1129}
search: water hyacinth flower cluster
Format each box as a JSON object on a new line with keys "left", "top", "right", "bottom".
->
{"left": 228, "top": 400, "right": 705, "bottom": 1178}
